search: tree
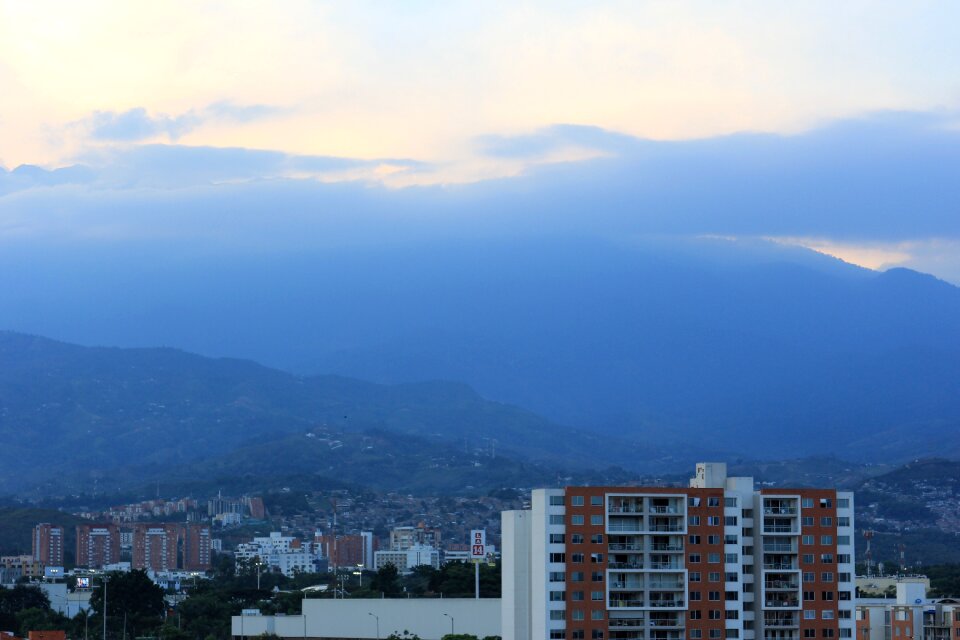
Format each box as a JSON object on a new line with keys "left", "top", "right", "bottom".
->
{"left": 370, "top": 563, "right": 402, "bottom": 597}
{"left": 89, "top": 571, "right": 166, "bottom": 639}
{"left": 0, "top": 585, "right": 52, "bottom": 633}
{"left": 177, "top": 592, "right": 233, "bottom": 640}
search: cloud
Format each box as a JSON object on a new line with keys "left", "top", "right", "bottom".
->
{"left": 3, "top": 109, "right": 960, "bottom": 280}
{"left": 84, "top": 102, "right": 282, "bottom": 142}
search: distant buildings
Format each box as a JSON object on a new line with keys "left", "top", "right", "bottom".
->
{"left": 76, "top": 524, "right": 121, "bottom": 569}
{"left": 133, "top": 523, "right": 182, "bottom": 572}
{"left": 31, "top": 524, "right": 64, "bottom": 568}
{"left": 374, "top": 545, "right": 441, "bottom": 572}
{"left": 856, "top": 580, "right": 960, "bottom": 640}
{"left": 502, "top": 462, "right": 857, "bottom": 640}
{"left": 235, "top": 532, "right": 325, "bottom": 577}
{"left": 314, "top": 531, "right": 377, "bottom": 571}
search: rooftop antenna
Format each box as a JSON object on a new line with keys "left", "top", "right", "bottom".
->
{"left": 863, "top": 530, "right": 875, "bottom": 577}
{"left": 898, "top": 543, "right": 906, "bottom": 573}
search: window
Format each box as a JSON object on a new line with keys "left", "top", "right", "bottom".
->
{"left": 591, "top": 590, "right": 604, "bottom": 601}
{"left": 710, "top": 630, "right": 722, "bottom": 639}
{"left": 591, "top": 610, "right": 604, "bottom": 620}
{"left": 822, "top": 572, "right": 834, "bottom": 582}
{"left": 550, "top": 571, "right": 565, "bottom": 582}
{"left": 552, "top": 610, "right": 568, "bottom": 621}
{"left": 804, "top": 591, "right": 815, "bottom": 601}
{"left": 803, "top": 554, "right": 814, "bottom": 564}
{"left": 550, "top": 534, "right": 566, "bottom": 544}
{"left": 550, "top": 515, "right": 565, "bottom": 525}
{"left": 821, "top": 554, "right": 834, "bottom": 564}
{"left": 743, "top": 509, "right": 753, "bottom": 519}
{"left": 725, "top": 516, "right": 738, "bottom": 526}
{"left": 550, "top": 590, "right": 566, "bottom": 601}
{"left": 837, "top": 498, "right": 850, "bottom": 509}
{"left": 550, "top": 553, "right": 567, "bottom": 563}
{"left": 550, "top": 495, "right": 565, "bottom": 506}
{"left": 802, "top": 535, "right": 814, "bottom": 545}
{"left": 725, "top": 590, "right": 739, "bottom": 600}
{"left": 708, "top": 516, "right": 721, "bottom": 526}
{"left": 570, "top": 609, "right": 583, "bottom": 621}
{"left": 837, "top": 517, "right": 850, "bottom": 527}
{"left": 551, "top": 631, "right": 566, "bottom": 639}
{"left": 709, "top": 572, "right": 721, "bottom": 582}
{"left": 571, "top": 495, "right": 585, "bottom": 506}
{"left": 741, "top": 527, "right": 753, "bottom": 537}
{"left": 571, "top": 571, "right": 584, "bottom": 582}
{"left": 838, "top": 554, "right": 851, "bottom": 564}
{"left": 591, "top": 571, "right": 604, "bottom": 582}
{"left": 709, "top": 591, "right": 721, "bottom": 601}
{"left": 571, "top": 515, "right": 584, "bottom": 525}
{"left": 839, "top": 591, "right": 852, "bottom": 601}
{"left": 571, "top": 534, "right": 584, "bottom": 544}
{"left": 690, "top": 610, "right": 702, "bottom": 620}
{"left": 803, "top": 572, "right": 815, "bottom": 582}
{"left": 572, "top": 632, "right": 584, "bottom": 640}
{"left": 709, "top": 609, "right": 722, "bottom": 619}
{"left": 726, "top": 630, "right": 740, "bottom": 639}
{"left": 804, "top": 610, "right": 816, "bottom": 620}
{"left": 822, "top": 610, "right": 835, "bottom": 620}
{"left": 591, "top": 631, "right": 604, "bottom": 640}
{"left": 802, "top": 516, "right": 814, "bottom": 526}
{"left": 690, "top": 497, "right": 702, "bottom": 507}
{"left": 821, "top": 516, "right": 833, "bottom": 526}
{"left": 689, "top": 516, "right": 701, "bottom": 526}
{"left": 690, "top": 591, "right": 702, "bottom": 601}
{"left": 690, "top": 535, "right": 702, "bottom": 544}
{"left": 837, "top": 536, "right": 850, "bottom": 546}
{"left": 821, "top": 535, "right": 833, "bottom": 545}
{"left": 821, "top": 591, "right": 835, "bottom": 601}
{"left": 725, "top": 610, "right": 740, "bottom": 620}
{"left": 725, "top": 553, "right": 739, "bottom": 564}
{"left": 571, "top": 590, "right": 584, "bottom": 601}
{"left": 839, "top": 610, "right": 852, "bottom": 620}
{"left": 708, "top": 553, "right": 721, "bottom": 563}
{"left": 841, "top": 630, "right": 852, "bottom": 638}
{"left": 839, "top": 573, "right": 851, "bottom": 582}
{"left": 571, "top": 553, "right": 584, "bottom": 563}
{"left": 591, "top": 534, "right": 604, "bottom": 544}
{"left": 690, "top": 571, "right": 701, "bottom": 582}
{"left": 690, "top": 631, "right": 703, "bottom": 639}
{"left": 590, "top": 515, "right": 603, "bottom": 526}
{"left": 724, "top": 534, "right": 738, "bottom": 544}
{"left": 725, "top": 572, "right": 739, "bottom": 582}
{"left": 820, "top": 498, "right": 832, "bottom": 508}
{"left": 805, "top": 630, "right": 817, "bottom": 638}
{"left": 590, "top": 553, "right": 604, "bottom": 563}
{"left": 591, "top": 495, "right": 603, "bottom": 506}
{"left": 689, "top": 553, "right": 702, "bottom": 563}
{"left": 802, "top": 498, "right": 814, "bottom": 508}
{"left": 708, "top": 535, "right": 721, "bottom": 544}
{"left": 708, "top": 497, "right": 721, "bottom": 507}
{"left": 725, "top": 497, "right": 737, "bottom": 507}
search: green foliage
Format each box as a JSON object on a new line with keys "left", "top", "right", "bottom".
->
{"left": 926, "top": 564, "right": 960, "bottom": 597}
{"left": 370, "top": 563, "right": 402, "bottom": 596}
{"left": 0, "top": 585, "right": 52, "bottom": 633}
{"left": 89, "top": 570, "right": 166, "bottom": 639}
{"left": 429, "top": 562, "right": 500, "bottom": 598}
{"left": 14, "top": 607, "right": 70, "bottom": 638}
{"left": 442, "top": 635, "right": 479, "bottom": 640}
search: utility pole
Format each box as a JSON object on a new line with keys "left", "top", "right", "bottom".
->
{"left": 102, "top": 576, "right": 109, "bottom": 640}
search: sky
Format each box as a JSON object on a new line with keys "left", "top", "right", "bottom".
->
{"left": 1, "top": 1, "right": 960, "bottom": 281}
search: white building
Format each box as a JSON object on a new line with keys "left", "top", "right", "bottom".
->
{"left": 236, "top": 532, "right": 325, "bottom": 577}
{"left": 374, "top": 544, "right": 441, "bottom": 573}
{"left": 231, "top": 597, "right": 500, "bottom": 640}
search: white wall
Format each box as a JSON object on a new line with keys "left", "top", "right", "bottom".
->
{"left": 232, "top": 598, "right": 501, "bottom": 640}
{"left": 502, "top": 510, "right": 531, "bottom": 640}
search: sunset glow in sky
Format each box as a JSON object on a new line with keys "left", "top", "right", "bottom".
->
{"left": 2, "top": 1, "right": 960, "bottom": 280}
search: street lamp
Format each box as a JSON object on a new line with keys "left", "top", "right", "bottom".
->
{"left": 102, "top": 575, "right": 110, "bottom": 640}
{"left": 443, "top": 613, "right": 454, "bottom": 636}
{"left": 367, "top": 612, "right": 379, "bottom": 639}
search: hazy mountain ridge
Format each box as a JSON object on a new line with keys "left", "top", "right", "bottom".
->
{"left": 0, "top": 331, "right": 644, "bottom": 494}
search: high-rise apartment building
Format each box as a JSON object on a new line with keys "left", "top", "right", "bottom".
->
{"left": 182, "top": 524, "right": 212, "bottom": 571}
{"left": 502, "top": 463, "right": 855, "bottom": 640}
{"left": 76, "top": 524, "right": 121, "bottom": 569}
{"left": 32, "top": 524, "right": 64, "bottom": 567}
{"left": 132, "top": 523, "right": 181, "bottom": 571}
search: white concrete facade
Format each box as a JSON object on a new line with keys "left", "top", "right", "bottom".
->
{"left": 231, "top": 597, "right": 500, "bottom": 640}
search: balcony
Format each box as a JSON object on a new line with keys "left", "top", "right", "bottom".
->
{"left": 763, "top": 507, "right": 797, "bottom": 515}
{"left": 610, "top": 543, "right": 645, "bottom": 551}
{"left": 610, "top": 561, "right": 645, "bottom": 570}
{"left": 763, "top": 543, "right": 796, "bottom": 553}
{"left": 649, "top": 582, "right": 684, "bottom": 590}
{"left": 648, "top": 561, "right": 683, "bottom": 570}
{"left": 764, "top": 599, "right": 800, "bottom": 608}
{"left": 648, "top": 525, "right": 684, "bottom": 532}
{"left": 650, "top": 543, "right": 684, "bottom": 552}
{"left": 650, "top": 505, "right": 680, "bottom": 514}
{"left": 648, "top": 600, "right": 685, "bottom": 608}
{"left": 610, "top": 599, "right": 646, "bottom": 608}
{"left": 649, "top": 617, "right": 684, "bottom": 628}
{"left": 609, "top": 618, "right": 646, "bottom": 628}
{"left": 611, "top": 580, "right": 645, "bottom": 591}
{"left": 764, "top": 580, "right": 800, "bottom": 590}
{"left": 764, "top": 616, "right": 799, "bottom": 628}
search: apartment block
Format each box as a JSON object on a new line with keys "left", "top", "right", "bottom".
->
{"left": 132, "top": 523, "right": 181, "bottom": 572}
{"left": 182, "top": 524, "right": 212, "bottom": 571}
{"left": 76, "top": 524, "right": 121, "bottom": 569}
{"left": 856, "top": 581, "right": 960, "bottom": 640}
{"left": 32, "top": 524, "right": 64, "bottom": 567}
{"left": 502, "top": 462, "right": 855, "bottom": 640}
{"left": 314, "top": 531, "right": 377, "bottom": 570}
